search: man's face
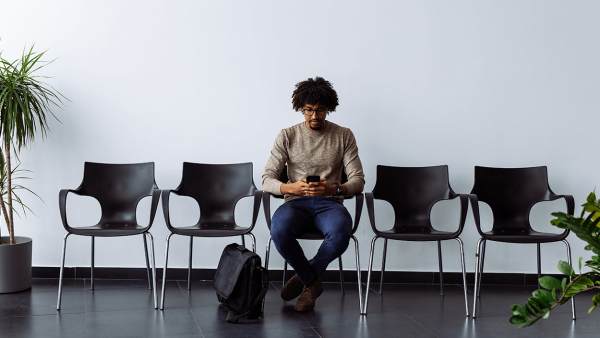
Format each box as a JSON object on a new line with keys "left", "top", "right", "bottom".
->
{"left": 302, "top": 103, "right": 327, "bottom": 131}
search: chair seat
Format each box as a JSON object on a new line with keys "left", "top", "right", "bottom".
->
{"left": 67, "top": 222, "right": 148, "bottom": 236}
{"left": 481, "top": 228, "right": 568, "bottom": 243}
{"left": 296, "top": 229, "right": 326, "bottom": 240}
{"left": 169, "top": 223, "right": 252, "bottom": 237}
{"left": 376, "top": 228, "right": 459, "bottom": 241}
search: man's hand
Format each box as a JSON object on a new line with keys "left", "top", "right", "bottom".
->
{"left": 281, "top": 178, "right": 337, "bottom": 196}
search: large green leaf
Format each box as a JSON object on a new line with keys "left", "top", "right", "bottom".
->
{"left": 509, "top": 315, "right": 526, "bottom": 325}
{"left": 531, "top": 290, "right": 553, "bottom": 308}
{"left": 539, "top": 276, "right": 562, "bottom": 291}
{"left": 511, "top": 304, "right": 527, "bottom": 318}
{"left": 557, "top": 261, "right": 575, "bottom": 277}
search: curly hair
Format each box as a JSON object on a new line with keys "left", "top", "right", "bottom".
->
{"left": 291, "top": 77, "right": 339, "bottom": 113}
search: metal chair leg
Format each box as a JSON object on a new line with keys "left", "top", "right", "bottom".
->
{"left": 91, "top": 236, "right": 95, "bottom": 290}
{"left": 379, "top": 238, "right": 387, "bottom": 295}
{"left": 160, "top": 233, "right": 174, "bottom": 310}
{"left": 338, "top": 256, "right": 345, "bottom": 294}
{"left": 282, "top": 261, "right": 288, "bottom": 289}
{"left": 187, "top": 236, "right": 193, "bottom": 290}
{"left": 143, "top": 234, "right": 152, "bottom": 289}
{"left": 438, "top": 240, "right": 444, "bottom": 296}
{"left": 57, "top": 233, "right": 71, "bottom": 310}
{"left": 248, "top": 233, "right": 256, "bottom": 253}
{"left": 562, "top": 239, "right": 576, "bottom": 320}
{"left": 241, "top": 235, "right": 245, "bottom": 248}
{"left": 352, "top": 235, "right": 363, "bottom": 313}
{"left": 477, "top": 239, "right": 486, "bottom": 297}
{"left": 473, "top": 238, "right": 484, "bottom": 318}
{"left": 146, "top": 232, "right": 158, "bottom": 309}
{"left": 265, "top": 236, "right": 272, "bottom": 271}
{"left": 362, "top": 236, "right": 380, "bottom": 315}
{"left": 263, "top": 236, "right": 272, "bottom": 312}
{"left": 454, "top": 237, "right": 469, "bottom": 317}
{"left": 537, "top": 243, "right": 541, "bottom": 289}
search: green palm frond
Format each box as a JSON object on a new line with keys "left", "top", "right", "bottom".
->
{"left": 0, "top": 42, "right": 66, "bottom": 244}
{"left": 0, "top": 44, "right": 66, "bottom": 150}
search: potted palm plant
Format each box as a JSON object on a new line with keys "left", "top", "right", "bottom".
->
{"left": 0, "top": 45, "right": 64, "bottom": 293}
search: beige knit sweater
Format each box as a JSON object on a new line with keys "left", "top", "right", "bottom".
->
{"left": 262, "top": 121, "right": 365, "bottom": 202}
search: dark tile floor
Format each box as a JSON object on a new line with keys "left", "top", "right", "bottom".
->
{"left": 0, "top": 278, "right": 597, "bottom": 337}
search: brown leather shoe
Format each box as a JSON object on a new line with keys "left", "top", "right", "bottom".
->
{"left": 281, "top": 274, "right": 304, "bottom": 301}
{"left": 294, "top": 278, "right": 323, "bottom": 312}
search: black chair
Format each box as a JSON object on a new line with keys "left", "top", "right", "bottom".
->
{"left": 160, "top": 162, "right": 262, "bottom": 310}
{"left": 263, "top": 165, "right": 364, "bottom": 312}
{"left": 57, "top": 162, "right": 161, "bottom": 309}
{"left": 362, "top": 165, "right": 469, "bottom": 316}
{"left": 470, "top": 166, "right": 575, "bottom": 318}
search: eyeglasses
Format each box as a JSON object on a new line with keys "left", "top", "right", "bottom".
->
{"left": 302, "top": 107, "right": 327, "bottom": 117}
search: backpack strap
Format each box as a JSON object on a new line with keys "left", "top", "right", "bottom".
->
{"left": 225, "top": 268, "right": 270, "bottom": 323}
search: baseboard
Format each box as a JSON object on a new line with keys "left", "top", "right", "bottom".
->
{"left": 32, "top": 267, "right": 569, "bottom": 286}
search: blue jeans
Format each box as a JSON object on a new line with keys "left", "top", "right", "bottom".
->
{"left": 271, "top": 196, "right": 352, "bottom": 285}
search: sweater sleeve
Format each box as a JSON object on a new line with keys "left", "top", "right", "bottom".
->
{"left": 262, "top": 130, "right": 288, "bottom": 195}
{"left": 342, "top": 129, "right": 365, "bottom": 196}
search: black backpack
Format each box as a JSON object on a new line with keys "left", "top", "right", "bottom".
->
{"left": 214, "top": 243, "right": 269, "bottom": 323}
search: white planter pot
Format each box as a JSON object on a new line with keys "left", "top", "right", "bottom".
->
{"left": 0, "top": 236, "right": 32, "bottom": 293}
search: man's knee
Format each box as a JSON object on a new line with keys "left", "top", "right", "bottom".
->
{"left": 270, "top": 223, "right": 290, "bottom": 244}
{"left": 271, "top": 207, "right": 297, "bottom": 244}
{"left": 325, "top": 221, "right": 352, "bottom": 253}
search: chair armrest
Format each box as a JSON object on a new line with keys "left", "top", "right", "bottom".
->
{"left": 161, "top": 189, "right": 176, "bottom": 232}
{"left": 59, "top": 189, "right": 74, "bottom": 231}
{"left": 546, "top": 194, "right": 573, "bottom": 237}
{"left": 468, "top": 194, "right": 486, "bottom": 237}
{"left": 456, "top": 194, "right": 469, "bottom": 235}
{"left": 351, "top": 193, "right": 364, "bottom": 235}
{"left": 247, "top": 190, "right": 263, "bottom": 232}
{"left": 550, "top": 194, "right": 575, "bottom": 216}
{"left": 145, "top": 188, "right": 161, "bottom": 229}
{"left": 59, "top": 189, "right": 84, "bottom": 232}
{"left": 263, "top": 192, "right": 272, "bottom": 230}
{"left": 365, "top": 192, "right": 378, "bottom": 234}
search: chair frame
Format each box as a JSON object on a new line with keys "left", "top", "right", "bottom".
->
{"left": 56, "top": 162, "right": 161, "bottom": 310}
{"left": 469, "top": 166, "right": 576, "bottom": 319}
{"left": 362, "top": 165, "right": 469, "bottom": 316}
{"left": 159, "top": 162, "right": 262, "bottom": 310}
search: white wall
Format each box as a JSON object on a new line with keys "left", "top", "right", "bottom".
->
{"left": 1, "top": 0, "right": 599, "bottom": 275}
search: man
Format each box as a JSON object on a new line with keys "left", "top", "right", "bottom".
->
{"left": 262, "top": 76, "right": 365, "bottom": 312}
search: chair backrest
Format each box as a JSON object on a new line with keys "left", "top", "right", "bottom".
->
{"left": 77, "top": 162, "right": 157, "bottom": 224}
{"left": 176, "top": 162, "right": 256, "bottom": 226}
{"left": 372, "top": 165, "right": 456, "bottom": 229}
{"left": 470, "top": 166, "right": 553, "bottom": 231}
{"left": 272, "top": 165, "right": 348, "bottom": 200}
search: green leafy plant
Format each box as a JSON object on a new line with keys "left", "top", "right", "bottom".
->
{"left": 0, "top": 45, "right": 65, "bottom": 244}
{"left": 509, "top": 191, "right": 600, "bottom": 327}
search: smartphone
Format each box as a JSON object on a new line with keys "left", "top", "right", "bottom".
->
{"left": 306, "top": 175, "right": 320, "bottom": 183}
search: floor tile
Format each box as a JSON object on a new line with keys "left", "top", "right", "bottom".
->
{"left": 0, "top": 289, "right": 85, "bottom": 317}
{"left": 85, "top": 278, "right": 178, "bottom": 290}
{"left": 31, "top": 278, "right": 85, "bottom": 293}
{"left": 0, "top": 313, "right": 86, "bottom": 338}
{"left": 85, "top": 286, "right": 184, "bottom": 313}
{"left": 85, "top": 307, "right": 203, "bottom": 338}
{"left": 202, "top": 327, "right": 320, "bottom": 338}
{"left": 314, "top": 321, "right": 437, "bottom": 338}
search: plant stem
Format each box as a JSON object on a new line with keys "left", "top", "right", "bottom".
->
{"left": 4, "top": 137, "right": 13, "bottom": 244}
{"left": 0, "top": 189, "right": 8, "bottom": 244}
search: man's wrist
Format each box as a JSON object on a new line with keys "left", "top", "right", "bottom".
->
{"left": 332, "top": 183, "right": 342, "bottom": 197}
